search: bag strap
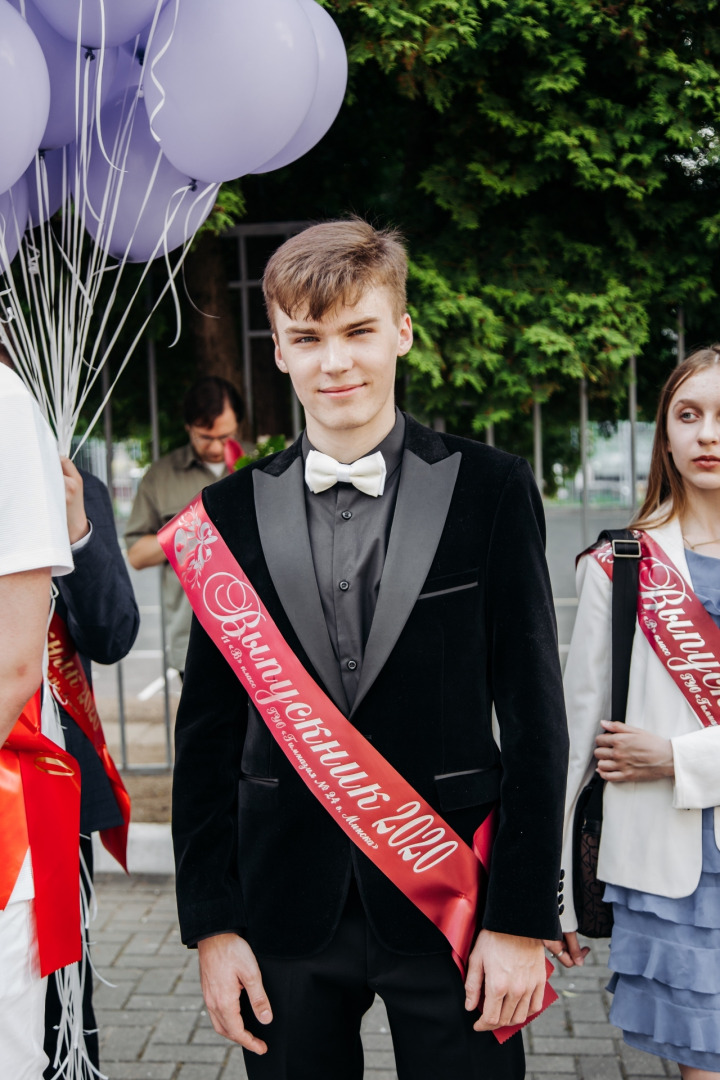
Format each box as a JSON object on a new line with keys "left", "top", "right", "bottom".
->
{"left": 595, "top": 529, "right": 641, "bottom": 725}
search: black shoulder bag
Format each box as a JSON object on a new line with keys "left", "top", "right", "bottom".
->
{"left": 571, "top": 529, "right": 641, "bottom": 938}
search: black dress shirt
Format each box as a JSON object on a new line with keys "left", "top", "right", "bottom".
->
{"left": 302, "top": 411, "right": 405, "bottom": 706}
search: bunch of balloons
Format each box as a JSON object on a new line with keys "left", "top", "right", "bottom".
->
{"left": 0, "top": 0, "right": 347, "bottom": 263}
{"left": 0, "top": 0, "right": 347, "bottom": 453}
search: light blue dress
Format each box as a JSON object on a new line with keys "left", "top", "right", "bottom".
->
{"left": 604, "top": 547, "right": 720, "bottom": 1069}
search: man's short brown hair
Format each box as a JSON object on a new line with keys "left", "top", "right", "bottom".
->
{"left": 262, "top": 217, "right": 408, "bottom": 329}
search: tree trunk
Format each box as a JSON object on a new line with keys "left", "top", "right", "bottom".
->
{"left": 184, "top": 233, "right": 250, "bottom": 440}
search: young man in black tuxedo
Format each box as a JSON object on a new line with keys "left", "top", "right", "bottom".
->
{"left": 172, "top": 219, "right": 569, "bottom": 1079}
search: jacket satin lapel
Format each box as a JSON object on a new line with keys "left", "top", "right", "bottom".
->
{"left": 350, "top": 448, "right": 461, "bottom": 716}
{"left": 253, "top": 463, "right": 349, "bottom": 714}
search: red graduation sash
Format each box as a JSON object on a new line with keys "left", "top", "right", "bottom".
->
{"left": 46, "top": 612, "right": 130, "bottom": 871}
{"left": 159, "top": 500, "right": 556, "bottom": 1043}
{"left": 0, "top": 691, "right": 82, "bottom": 976}
{"left": 591, "top": 532, "right": 720, "bottom": 729}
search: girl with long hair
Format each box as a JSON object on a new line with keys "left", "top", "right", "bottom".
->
{"left": 548, "top": 347, "right": 720, "bottom": 1079}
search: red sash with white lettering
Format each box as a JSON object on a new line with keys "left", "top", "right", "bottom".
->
{"left": 0, "top": 691, "right": 82, "bottom": 976}
{"left": 46, "top": 612, "right": 131, "bottom": 870}
{"left": 159, "top": 500, "right": 556, "bottom": 1042}
{"left": 591, "top": 532, "right": 720, "bottom": 728}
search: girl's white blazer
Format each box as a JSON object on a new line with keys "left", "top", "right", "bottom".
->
{"left": 561, "top": 515, "right": 720, "bottom": 934}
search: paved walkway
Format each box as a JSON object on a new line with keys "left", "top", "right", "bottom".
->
{"left": 93, "top": 873, "right": 676, "bottom": 1080}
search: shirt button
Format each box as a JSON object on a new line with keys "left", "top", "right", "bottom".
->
{"left": 341, "top": 510, "right": 352, "bottom": 520}
{"left": 346, "top": 659, "right": 358, "bottom": 671}
{"left": 338, "top": 580, "right": 350, "bottom": 591}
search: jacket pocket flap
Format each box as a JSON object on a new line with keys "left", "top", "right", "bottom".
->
{"left": 433, "top": 766, "right": 501, "bottom": 812}
{"left": 238, "top": 775, "right": 279, "bottom": 809}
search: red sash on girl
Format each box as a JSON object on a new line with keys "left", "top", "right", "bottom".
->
{"left": 0, "top": 691, "right": 82, "bottom": 976}
{"left": 159, "top": 500, "right": 556, "bottom": 1043}
{"left": 46, "top": 613, "right": 130, "bottom": 870}
{"left": 591, "top": 532, "right": 720, "bottom": 729}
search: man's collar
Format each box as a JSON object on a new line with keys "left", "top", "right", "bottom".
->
{"left": 302, "top": 409, "right": 406, "bottom": 475}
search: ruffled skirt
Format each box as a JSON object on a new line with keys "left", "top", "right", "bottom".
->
{"left": 604, "top": 808, "right": 720, "bottom": 1070}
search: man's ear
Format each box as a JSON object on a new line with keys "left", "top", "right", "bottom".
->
{"left": 273, "top": 335, "right": 288, "bottom": 374}
{"left": 397, "top": 313, "right": 413, "bottom": 358}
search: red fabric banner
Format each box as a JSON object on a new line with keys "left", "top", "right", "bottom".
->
{"left": 592, "top": 533, "right": 720, "bottom": 730}
{"left": 160, "top": 500, "right": 556, "bottom": 1042}
{"left": 2, "top": 691, "right": 82, "bottom": 976}
{"left": 47, "top": 612, "right": 130, "bottom": 871}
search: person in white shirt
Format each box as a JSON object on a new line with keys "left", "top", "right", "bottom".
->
{"left": 0, "top": 359, "right": 73, "bottom": 1080}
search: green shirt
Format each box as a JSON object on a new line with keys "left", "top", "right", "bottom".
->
{"left": 124, "top": 443, "right": 230, "bottom": 671}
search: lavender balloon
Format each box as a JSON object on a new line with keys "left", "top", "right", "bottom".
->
{"left": 9, "top": 0, "right": 118, "bottom": 150}
{"left": 25, "top": 148, "right": 67, "bottom": 227}
{"left": 0, "top": 177, "right": 30, "bottom": 273}
{"left": 0, "top": 0, "right": 50, "bottom": 194}
{"left": 32, "top": 0, "right": 161, "bottom": 49}
{"left": 252, "top": 0, "right": 347, "bottom": 174}
{"left": 143, "top": 0, "right": 319, "bottom": 183}
{"left": 76, "top": 97, "right": 218, "bottom": 262}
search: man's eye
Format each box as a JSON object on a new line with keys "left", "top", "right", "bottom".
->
{"left": 350, "top": 328, "right": 370, "bottom": 336}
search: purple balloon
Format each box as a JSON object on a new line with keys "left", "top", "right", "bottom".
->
{"left": 0, "top": 0, "right": 50, "bottom": 194}
{"left": 0, "top": 176, "right": 30, "bottom": 273}
{"left": 252, "top": 0, "right": 347, "bottom": 174}
{"left": 9, "top": 0, "right": 118, "bottom": 151}
{"left": 25, "top": 148, "right": 67, "bottom": 227}
{"left": 143, "top": 0, "right": 319, "bottom": 183}
{"left": 121, "top": 0, "right": 171, "bottom": 57}
{"left": 31, "top": 0, "right": 161, "bottom": 49}
{"left": 75, "top": 97, "right": 218, "bottom": 262}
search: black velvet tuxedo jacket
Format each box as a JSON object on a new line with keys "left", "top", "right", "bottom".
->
{"left": 173, "top": 415, "right": 569, "bottom": 957}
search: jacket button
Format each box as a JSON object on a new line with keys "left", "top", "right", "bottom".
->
{"left": 558, "top": 903, "right": 565, "bottom": 915}
{"left": 558, "top": 892, "right": 564, "bottom": 904}
{"left": 341, "top": 510, "right": 352, "bottom": 520}
{"left": 346, "top": 659, "right": 358, "bottom": 671}
{"left": 339, "top": 580, "right": 350, "bottom": 591}
{"left": 559, "top": 869, "right": 565, "bottom": 881}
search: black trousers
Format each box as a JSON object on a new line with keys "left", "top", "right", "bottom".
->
{"left": 44, "top": 835, "right": 99, "bottom": 1079}
{"left": 242, "top": 882, "right": 525, "bottom": 1080}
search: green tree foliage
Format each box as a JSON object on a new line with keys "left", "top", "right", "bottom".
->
{"left": 237, "top": 0, "right": 720, "bottom": 467}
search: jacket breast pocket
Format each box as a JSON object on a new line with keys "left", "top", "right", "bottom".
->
{"left": 418, "top": 568, "right": 479, "bottom": 601}
{"left": 237, "top": 774, "right": 280, "bottom": 810}
{"left": 434, "top": 766, "right": 502, "bottom": 812}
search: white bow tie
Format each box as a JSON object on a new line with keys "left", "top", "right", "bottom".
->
{"left": 304, "top": 449, "right": 387, "bottom": 498}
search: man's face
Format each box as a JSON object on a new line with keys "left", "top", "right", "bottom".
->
{"left": 186, "top": 402, "right": 238, "bottom": 465}
{"left": 272, "top": 285, "right": 413, "bottom": 449}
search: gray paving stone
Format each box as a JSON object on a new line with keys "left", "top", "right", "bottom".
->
{"left": 621, "top": 1045, "right": 677, "bottom": 1071}
{"left": 142, "top": 1043, "right": 226, "bottom": 1064}
{"left": 524, "top": 1056, "right": 577, "bottom": 1073}
{"left": 103, "top": 1066, "right": 175, "bottom": 1080}
{"left": 135, "top": 967, "right": 183, "bottom": 994}
{"left": 579, "top": 1056, "right": 623, "bottom": 1080}
{"left": 572, "top": 1022, "right": 616, "bottom": 1039}
{"left": 101, "top": 1026, "right": 152, "bottom": 1061}
{"left": 97, "top": 1010, "right": 163, "bottom": 1029}
{"left": 176, "top": 1064, "right": 222, "bottom": 1080}
{"left": 364, "top": 1049, "right": 397, "bottom": 1070}
{"left": 150, "top": 1013, "right": 197, "bottom": 1045}
{"left": 534, "top": 1036, "right": 614, "bottom": 1056}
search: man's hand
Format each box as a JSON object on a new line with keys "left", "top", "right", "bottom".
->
{"left": 61, "top": 457, "right": 89, "bottom": 545}
{"left": 197, "top": 933, "right": 272, "bottom": 1054}
{"left": 595, "top": 719, "right": 674, "bottom": 782}
{"left": 127, "top": 533, "right": 166, "bottom": 569}
{"left": 464, "top": 930, "right": 546, "bottom": 1031}
{"left": 543, "top": 931, "right": 589, "bottom": 969}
